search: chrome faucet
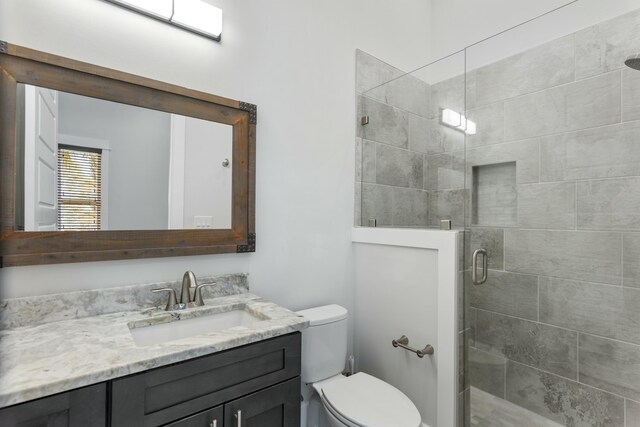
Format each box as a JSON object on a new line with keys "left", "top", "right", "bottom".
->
{"left": 181, "top": 271, "right": 198, "bottom": 304}
{"left": 152, "top": 271, "right": 217, "bottom": 311}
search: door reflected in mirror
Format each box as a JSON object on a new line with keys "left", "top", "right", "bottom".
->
{"left": 16, "top": 84, "right": 233, "bottom": 231}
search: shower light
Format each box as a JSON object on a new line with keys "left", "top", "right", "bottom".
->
{"left": 105, "top": 0, "right": 223, "bottom": 41}
{"left": 441, "top": 109, "right": 476, "bottom": 135}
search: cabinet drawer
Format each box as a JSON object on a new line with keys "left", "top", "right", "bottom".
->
{"left": 224, "top": 377, "right": 300, "bottom": 427}
{"left": 111, "top": 332, "right": 300, "bottom": 427}
{"left": 0, "top": 383, "right": 106, "bottom": 427}
{"left": 164, "top": 405, "right": 222, "bottom": 427}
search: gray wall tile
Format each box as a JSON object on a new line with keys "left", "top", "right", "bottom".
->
{"left": 356, "top": 49, "right": 404, "bottom": 94}
{"left": 475, "top": 310, "right": 577, "bottom": 379}
{"left": 375, "top": 144, "right": 423, "bottom": 188}
{"left": 469, "top": 227, "right": 504, "bottom": 270}
{"left": 470, "top": 347, "right": 506, "bottom": 398}
{"left": 425, "top": 152, "right": 464, "bottom": 191}
{"left": 475, "top": 35, "right": 575, "bottom": 106}
{"left": 460, "top": 329, "right": 469, "bottom": 392}
{"left": 366, "top": 73, "right": 430, "bottom": 117}
{"left": 354, "top": 182, "right": 362, "bottom": 226}
{"left": 466, "top": 102, "right": 505, "bottom": 149}
{"left": 506, "top": 361, "right": 624, "bottom": 426}
{"left": 458, "top": 271, "right": 469, "bottom": 332}
{"left": 518, "top": 182, "right": 577, "bottom": 230}
{"left": 623, "top": 233, "right": 640, "bottom": 288}
{"left": 361, "top": 183, "right": 393, "bottom": 226}
{"left": 355, "top": 138, "right": 362, "bottom": 182}
{"left": 469, "top": 307, "right": 477, "bottom": 347}
{"left": 627, "top": 400, "right": 640, "bottom": 427}
{"left": 624, "top": 67, "right": 640, "bottom": 122}
{"left": 540, "top": 121, "right": 640, "bottom": 182}
{"left": 392, "top": 187, "right": 429, "bottom": 227}
{"left": 410, "top": 116, "right": 464, "bottom": 155}
{"left": 579, "top": 333, "right": 640, "bottom": 401}
{"left": 358, "top": 96, "right": 409, "bottom": 148}
{"left": 466, "top": 139, "right": 540, "bottom": 186}
{"left": 430, "top": 74, "right": 465, "bottom": 119}
{"left": 458, "top": 388, "right": 470, "bottom": 427}
{"left": 473, "top": 162, "right": 517, "bottom": 227}
{"left": 408, "top": 114, "right": 430, "bottom": 154}
{"left": 575, "top": 9, "right": 640, "bottom": 79}
{"left": 504, "top": 71, "right": 622, "bottom": 141}
{"left": 361, "top": 139, "right": 376, "bottom": 183}
{"left": 578, "top": 178, "right": 640, "bottom": 230}
{"left": 430, "top": 189, "right": 466, "bottom": 228}
{"left": 539, "top": 277, "right": 640, "bottom": 345}
{"left": 505, "top": 230, "right": 622, "bottom": 285}
{"left": 470, "top": 271, "right": 538, "bottom": 320}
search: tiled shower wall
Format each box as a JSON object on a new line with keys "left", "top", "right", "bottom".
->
{"left": 355, "top": 50, "right": 465, "bottom": 228}
{"left": 357, "top": 7, "right": 640, "bottom": 427}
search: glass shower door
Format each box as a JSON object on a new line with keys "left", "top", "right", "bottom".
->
{"left": 464, "top": 4, "right": 640, "bottom": 426}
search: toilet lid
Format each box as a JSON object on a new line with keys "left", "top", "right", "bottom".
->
{"left": 320, "top": 372, "right": 421, "bottom": 427}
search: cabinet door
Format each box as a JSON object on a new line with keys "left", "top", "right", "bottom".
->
{"left": 0, "top": 383, "right": 106, "bottom": 427}
{"left": 224, "top": 378, "right": 300, "bottom": 427}
{"left": 164, "top": 405, "right": 222, "bottom": 427}
{"left": 111, "top": 333, "right": 300, "bottom": 427}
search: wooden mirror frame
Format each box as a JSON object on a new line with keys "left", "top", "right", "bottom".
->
{"left": 0, "top": 41, "right": 256, "bottom": 267}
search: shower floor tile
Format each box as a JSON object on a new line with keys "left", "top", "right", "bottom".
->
{"left": 470, "top": 387, "right": 562, "bottom": 427}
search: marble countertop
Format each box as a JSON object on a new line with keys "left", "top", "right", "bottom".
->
{"left": 0, "top": 292, "right": 309, "bottom": 408}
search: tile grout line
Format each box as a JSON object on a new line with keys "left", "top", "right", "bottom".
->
{"left": 474, "top": 305, "right": 640, "bottom": 347}
{"left": 508, "top": 359, "right": 630, "bottom": 402}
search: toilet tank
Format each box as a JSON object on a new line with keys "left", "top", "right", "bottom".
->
{"left": 297, "top": 304, "right": 348, "bottom": 384}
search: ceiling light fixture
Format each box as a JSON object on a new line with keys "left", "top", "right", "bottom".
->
{"left": 106, "top": 0, "right": 223, "bottom": 41}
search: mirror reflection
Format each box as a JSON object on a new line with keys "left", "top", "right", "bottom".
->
{"left": 16, "top": 84, "right": 233, "bottom": 231}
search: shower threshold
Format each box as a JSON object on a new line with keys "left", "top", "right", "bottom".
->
{"left": 470, "top": 387, "right": 562, "bottom": 427}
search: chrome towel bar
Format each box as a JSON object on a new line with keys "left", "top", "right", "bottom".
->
{"left": 392, "top": 335, "right": 434, "bottom": 358}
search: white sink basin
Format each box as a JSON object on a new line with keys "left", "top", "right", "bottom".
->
{"left": 129, "top": 308, "right": 262, "bottom": 347}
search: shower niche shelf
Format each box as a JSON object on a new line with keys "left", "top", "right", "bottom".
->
{"left": 472, "top": 162, "right": 517, "bottom": 227}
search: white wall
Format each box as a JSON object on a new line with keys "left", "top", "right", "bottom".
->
{"left": 354, "top": 244, "right": 438, "bottom": 427}
{"left": 430, "top": 0, "right": 640, "bottom": 67}
{"left": 0, "top": 0, "right": 432, "bottom": 327}
{"left": 59, "top": 92, "right": 171, "bottom": 230}
{"left": 182, "top": 118, "right": 233, "bottom": 229}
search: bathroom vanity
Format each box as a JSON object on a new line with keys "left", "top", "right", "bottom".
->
{"left": 0, "top": 334, "right": 300, "bottom": 426}
{"left": 0, "top": 275, "right": 308, "bottom": 427}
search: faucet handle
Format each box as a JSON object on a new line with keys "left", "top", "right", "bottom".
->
{"left": 194, "top": 282, "right": 217, "bottom": 306}
{"left": 151, "top": 288, "right": 179, "bottom": 311}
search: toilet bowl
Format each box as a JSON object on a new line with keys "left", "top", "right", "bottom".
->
{"left": 297, "top": 305, "right": 421, "bottom": 427}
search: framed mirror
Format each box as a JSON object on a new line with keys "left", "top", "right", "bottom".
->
{"left": 0, "top": 41, "right": 256, "bottom": 267}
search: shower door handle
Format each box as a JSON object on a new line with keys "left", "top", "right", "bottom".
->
{"left": 472, "top": 249, "right": 488, "bottom": 286}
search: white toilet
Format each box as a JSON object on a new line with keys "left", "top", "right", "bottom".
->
{"left": 297, "top": 304, "right": 422, "bottom": 427}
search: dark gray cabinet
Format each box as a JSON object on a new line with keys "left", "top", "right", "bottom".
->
{"left": 0, "top": 333, "right": 301, "bottom": 427}
{"left": 111, "top": 333, "right": 300, "bottom": 426}
{"left": 164, "top": 405, "right": 223, "bottom": 427}
{"left": 0, "top": 383, "right": 106, "bottom": 427}
{"left": 224, "top": 377, "right": 299, "bottom": 427}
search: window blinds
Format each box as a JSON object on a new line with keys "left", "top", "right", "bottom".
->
{"left": 57, "top": 145, "right": 102, "bottom": 231}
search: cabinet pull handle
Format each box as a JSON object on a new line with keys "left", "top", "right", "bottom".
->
{"left": 209, "top": 420, "right": 217, "bottom": 427}
{"left": 235, "top": 409, "right": 242, "bottom": 427}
